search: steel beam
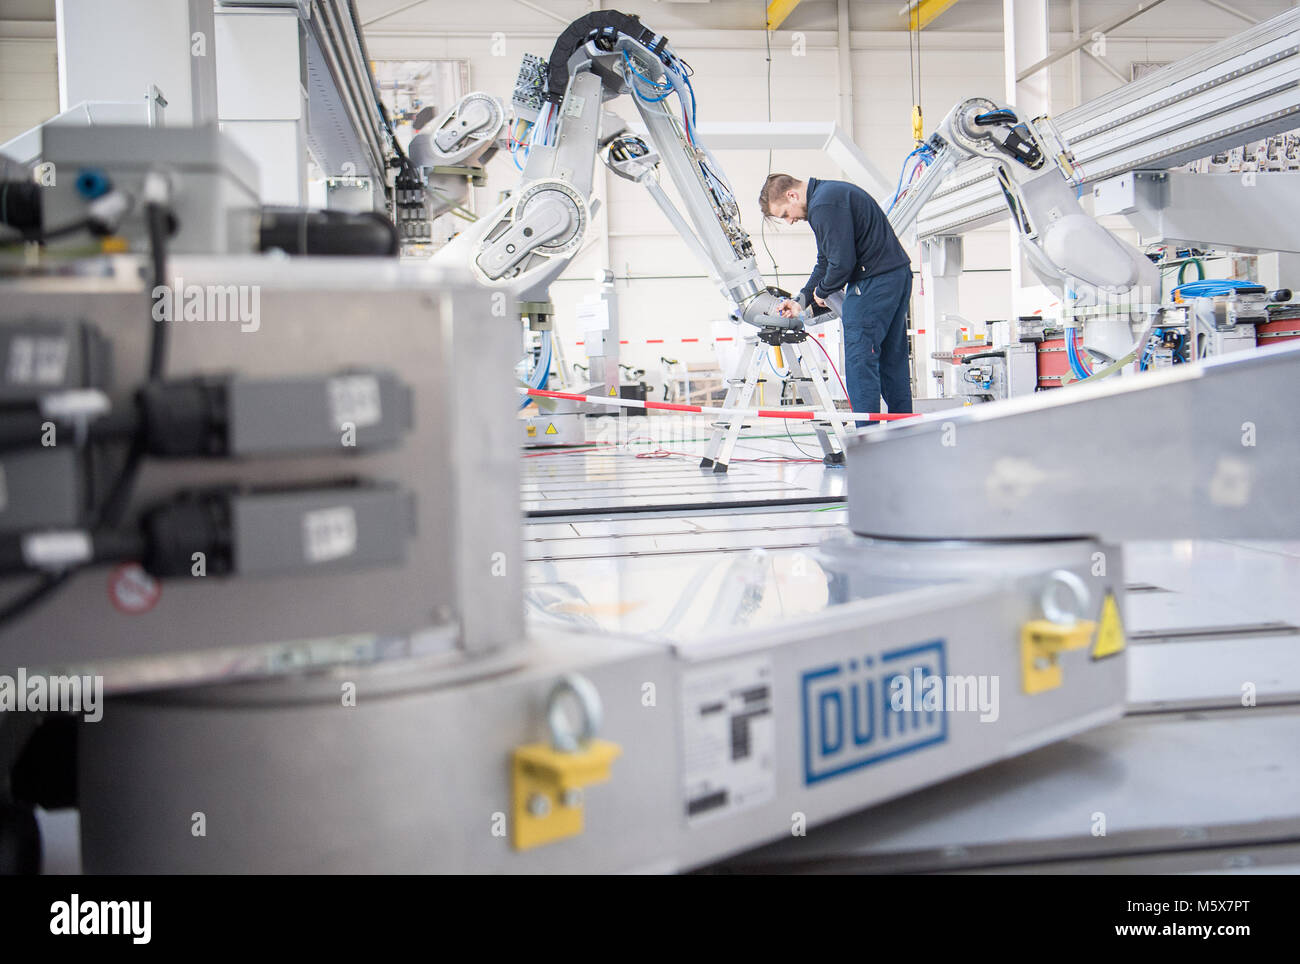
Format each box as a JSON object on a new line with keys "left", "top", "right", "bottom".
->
{"left": 767, "top": 0, "right": 803, "bottom": 31}
{"left": 1202, "top": 0, "right": 1258, "bottom": 26}
{"left": 1015, "top": 0, "right": 1170, "bottom": 83}
{"left": 898, "top": 0, "right": 964, "bottom": 31}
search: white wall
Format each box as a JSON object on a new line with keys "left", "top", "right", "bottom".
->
{"left": 54, "top": 0, "right": 201, "bottom": 122}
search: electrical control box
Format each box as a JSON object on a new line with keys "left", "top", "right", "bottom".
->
{"left": 39, "top": 125, "right": 261, "bottom": 255}
{"left": 512, "top": 53, "right": 549, "bottom": 122}
{"left": 952, "top": 343, "right": 1038, "bottom": 401}
{"left": 0, "top": 256, "right": 522, "bottom": 686}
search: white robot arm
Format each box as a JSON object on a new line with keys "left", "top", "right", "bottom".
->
{"left": 889, "top": 97, "right": 1159, "bottom": 307}
{"left": 406, "top": 91, "right": 508, "bottom": 221}
{"left": 434, "top": 11, "right": 789, "bottom": 330}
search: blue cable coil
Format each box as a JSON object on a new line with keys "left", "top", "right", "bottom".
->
{"left": 1172, "top": 279, "right": 1261, "bottom": 298}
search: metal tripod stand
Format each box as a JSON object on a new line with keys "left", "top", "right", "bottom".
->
{"left": 700, "top": 325, "right": 852, "bottom": 473}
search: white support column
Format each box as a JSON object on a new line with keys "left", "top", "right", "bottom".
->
{"left": 1070, "top": 0, "right": 1083, "bottom": 107}
{"left": 1003, "top": 0, "right": 1051, "bottom": 317}
{"left": 837, "top": 0, "right": 855, "bottom": 141}
{"left": 920, "top": 236, "right": 962, "bottom": 399}
{"left": 214, "top": 5, "right": 307, "bottom": 206}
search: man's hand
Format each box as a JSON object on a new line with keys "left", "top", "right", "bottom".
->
{"left": 813, "top": 292, "right": 828, "bottom": 308}
{"left": 777, "top": 299, "right": 802, "bottom": 319}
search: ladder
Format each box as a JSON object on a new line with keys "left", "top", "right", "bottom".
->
{"left": 700, "top": 325, "right": 853, "bottom": 473}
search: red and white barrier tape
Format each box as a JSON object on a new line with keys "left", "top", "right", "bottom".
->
{"left": 577, "top": 333, "right": 837, "bottom": 346}
{"left": 522, "top": 387, "right": 921, "bottom": 422}
{"left": 575, "top": 331, "right": 928, "bottom": 346}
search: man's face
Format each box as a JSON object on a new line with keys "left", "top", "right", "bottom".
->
{"left": 767, "top": 189, "right": 806, "bottom": 224}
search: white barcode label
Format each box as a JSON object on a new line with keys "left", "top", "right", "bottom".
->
{"left": 328, "top": 375, "right": 382, "bottom": 429}
{"left": 681, "top": 656, "right": 775, "bottom": 825}
{"left": 302, "top": 506, "right": 357, "bottom": 563}
{"left": 7, "top": 336, "right": 69, "bottom": 385}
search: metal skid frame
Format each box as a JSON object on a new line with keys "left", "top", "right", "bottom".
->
{"left": 846, "top": 340, "right": 1300, "bottom": 542}
{"left": 700, "top": 325, "right": 852, "bottom": 473}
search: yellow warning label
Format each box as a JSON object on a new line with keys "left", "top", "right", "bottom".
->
{"left": 526, "top": 425, "right": 537, "bottom": 437}
{"left": 544, "top": 423, "right": 558, "bottom": 435}
{"left": 1091, "top": 592, "right": 1126, "bottom": 660}
{"left": 609, "top": 387, "right": 617, "bottom": 396}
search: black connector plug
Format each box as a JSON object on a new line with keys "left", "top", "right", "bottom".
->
{"left": 137, "top": 378, "right": 230, "bottom": 457}
{"left": 141, "top": 491, "right": 235, "bottom": 578}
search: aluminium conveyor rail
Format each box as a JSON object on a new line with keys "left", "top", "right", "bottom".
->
{"left": 302, "top": 0, "right": 392, "bottom": 198}
{"left": 915, "top": 7, "right": 1300, "bottom": 238}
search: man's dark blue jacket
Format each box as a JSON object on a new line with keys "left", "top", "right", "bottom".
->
{"left": 798, "top": 177, "right": 911, "bottom": 309}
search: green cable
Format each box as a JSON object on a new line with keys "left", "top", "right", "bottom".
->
{"left": 1176, "top": 258, "right": 1205, "bottom": 285}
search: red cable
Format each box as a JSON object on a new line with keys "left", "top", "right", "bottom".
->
{"left": 808, "top": 332, "right": 853, "bottom": 411}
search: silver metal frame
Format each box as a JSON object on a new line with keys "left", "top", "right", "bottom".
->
{"left": 846, "top": 341, "right": 1300, "bottom": 542}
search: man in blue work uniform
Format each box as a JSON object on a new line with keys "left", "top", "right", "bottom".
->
{"left": 760, "top": 174, "right": 913, "bottom": 424}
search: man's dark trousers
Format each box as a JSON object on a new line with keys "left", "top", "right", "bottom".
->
{"left": 839, "top": 263, "right": 913, "bottom": 425}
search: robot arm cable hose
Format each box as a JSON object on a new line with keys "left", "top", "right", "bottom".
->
{"left": 1065, "top": 327, "right": 1093, "bottom": 380}
{"left": 888, "top": 146, "right": 933, "bottom": 213}
{"left": 530, "top": 103, "right": 554, "bottom": 149}
{"left": 535, "top": 331, "right": 553, "bottom": 387}
{"left": 628, "top": 70, "right": 731, "bottom": 210}
{"left": 636, "top": 43, "right": 696, "bottom": 144}
{"left": 623, "top": 51, "right": 673, "bottom": 103}
{"left": 519, "top": 331, "right": 553, "bottom": 409}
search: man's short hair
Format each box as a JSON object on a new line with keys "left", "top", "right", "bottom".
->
{"left": 759, "top": 174, "right": 802, "bottom": 216}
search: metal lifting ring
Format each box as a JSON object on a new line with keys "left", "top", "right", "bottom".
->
{"left": 1041, "top": 569, "right": 1092, "bottom": 627}
{"left": 547, "top": 673, "right": 603, "bottom": 752}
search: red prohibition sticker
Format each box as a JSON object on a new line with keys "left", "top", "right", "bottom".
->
{"left": 107, "top": 563, "right": 161, "bottom": 614}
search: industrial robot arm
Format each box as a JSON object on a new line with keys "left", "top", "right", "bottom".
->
{"left": 435, "top": 11, "right": 790, "bottom": 330}
{"left": 889, "top": 97, "right": 1159, "bottom": 307}
{"left": 406, "top": 91, "right": 508, "bottom": 221}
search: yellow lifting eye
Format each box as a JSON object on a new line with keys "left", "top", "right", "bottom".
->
{"left": 511, "top": 674, "right": 622, "bottom": 851}
{"left": 1021, "top": 572, "right": 1126, "bottom": 694}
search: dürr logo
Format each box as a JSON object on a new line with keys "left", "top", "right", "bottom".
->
{"left": 801, "top": 640, "right": 948, "bottom": 785}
